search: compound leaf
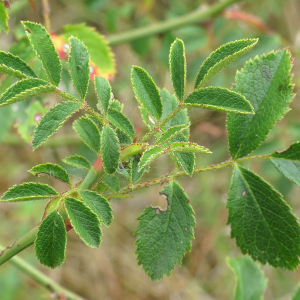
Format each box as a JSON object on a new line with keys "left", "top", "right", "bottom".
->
{"left": 22, "top": 21, "right": 62, "bottom": 86}
{"left": 227, "top": 49, "right": 294, "bottom": 159}
{"left": 64, "top": 197, "right": 102, "bottom": 248}
{"left": 63, "top": 155, "right": 90, "bottom": 170}
{"left": 108, "top": 108, "right": 135, "bottom": 139}
{"left": 185, "top": 87, "right": 254, "bottom": 114}
{"left": 29, "top": 163, "right": 71, "bottom": 186}
{"left": 0, "top": 78, "right": 56, "bottom": 108}
{"left": 35, "top": 211, "right": 67, "bottom": 268}
{"left": 1, "top": 182, "right": 59, "bottom": 202}
{"left": 78, "top": 190, "right": 113, "bottom": 227}
{"left": 169, "top": 38, "right": 186, "bottom": 101}
{"left": 0, "top": 2, "right": 8, "bottom": 33}
{"left": 227, "top": 165, "right": 300, "bottom": 270}
{"left": 68, "top": 37, "right": 90, "bottom": 100}
{"left": 94, "top": 76, "right": 111, "bottom": 114}
{"left": 135, "top": 180, "right": 195, "bottom": 280}
{"left": 195, "top": 38, "right": 258, "bottom": 89}
{"left": 101, "top": 124, "right": 120, "bottom": 174}
{"left": 227, "top": 256, "right": 267, "bottom": 300}
{"left": 73, "top": 116, "right": 100, "bottom": 153}
{"left": 138, "top": 146, "right": 164, "bottom": 170}
{"left": 131, "top": 66, "right": 162, "bottom": 120}
{"left": 270, "top": 142, "right": 300, "bottom": 188}
{"left": 33, "top": 101, "right": 81, "bottom": 150}
{"left": 0, "top": 51, "right": 37, "bottom": 78}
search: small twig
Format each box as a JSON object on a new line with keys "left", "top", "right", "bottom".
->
{"left": 42, "top": 0, "right": 51, "bottom": 32}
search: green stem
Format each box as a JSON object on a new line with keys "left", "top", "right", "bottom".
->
{"left": 0, "top": 244, "right": 84, "bottom": 300}
{"left": 107, "top": 0, "right": 241, "bottom": 45}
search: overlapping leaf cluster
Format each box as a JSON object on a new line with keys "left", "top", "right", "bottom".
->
{"left": 0, "top": 20, "right": 299, "bottom": 283}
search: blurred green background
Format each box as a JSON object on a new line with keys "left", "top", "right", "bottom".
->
{"left": 1, "top": 0, "right": 300, "bottom": 299}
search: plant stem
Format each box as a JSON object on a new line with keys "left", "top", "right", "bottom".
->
{"left": 0, "top": 244, "right": 84, "bottom": 300}
{"left": 107, "top": 0, "right": 241, "bottom": 45}
{"left": 0, "top": 226, "right": 39, "bottom": 266}
{"left": 42, "top": 0, "right": 51, "bottom": 32}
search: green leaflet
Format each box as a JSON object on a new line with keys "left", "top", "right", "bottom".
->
{"left": 64, "top": 197, "right": 102, "bottom": 248}
{"left": 131, "top": 155, "right": 147, "bottom": 184}
{"left": 33, "top": 101, "right": 81, "bottom": 150}
{"left": 169, "top": 38, "right": 186, "bottom": 101}
{"left": 35, "top": 211, "right": 67, "bottom": 268}
{"left": 94, "top": 76, "right": 111, "bottom": 115}
{"left": 170, "top": 133, "right": 195, "bottom": 176}
{"left": 1, "top": 182, "right": 59, "bottom": 202}
{"left": 227, "top": 256, "right": 267, "bottom": 300}
{"left": 135, "top": 180, "right": 195, "bottom": 280}
{"left": 120, "top": 143, "right": 148, "bottom": 160}
{"left": 270, "top": 142, "right": 300, "bottom": 187}
{"left": 0, "top": 51, "right": 37, "bottom": 78}
{"left": 101, "top": 124, "right": 120, "bottom": 174}
{"left": 169, "top": 142, "right": 211, "bottom": 153}
{"left": 63, "top": 155, "right": 90, "bottom": 170}
{"left": 195, "top": 38, "right": 258, "bottom": 89}
{"left": 0, "top": 78, "right": 56, "bottom": 108}
{"left": 68, "top": 37, "right": 90, "bottom": 100}
{"left": 29, "top": 163, "right": 71, "bottom": 186}
{"left": 227, "top": 49, "right": 294, "bottom": 159}
{"left": 156, "top": 125, "right": 188, "bottom": 145}
{"left": 185, "top": 87, "right": 254, "bottom": 114}
{"left": 22, "top": 21, "right": 62, "bottom": 86}
{"left": 102, "top": 175, "right": 120, "bottom": 193}
{"left": 62, "top": 23, "right": 115, "bottom": 77}
{"left": 0, "top": 2, "right": 8, "bottom": 33}
{"left": 131, "top": 66, "right": 162, "bottom": 120}
{"left": 108, "top": 108, "right": 135, "bottom": 139}
{"left": 138, "top": 146, "right": 164, "bottom": 170}
{"left": 227, "top": 165, "right": 300, "bottom": 270}
{"left": 73, "top": 116, "right": 101, "bottom": 153}
{"left": 78, "top": 190, "right": 113, "bottom": 227}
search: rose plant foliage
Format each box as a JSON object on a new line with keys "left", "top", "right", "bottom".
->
{"left": 0, "top": 21, "right": 299, "bottom": 292}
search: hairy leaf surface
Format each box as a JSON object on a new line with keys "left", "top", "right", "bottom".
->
{"left": 108, "top": 108, "right": 135, "bottom": 139}
{"left": 0, "top": 2, "right": 8, "bottom": 33}
{"left": 138, "top": 146, "right": 164, "bottom": 170}
{"left": 102, "top": 175, "right": 120, "bottom": 193}
{"left": 227, "top": 256, "right": 267, "bottom": 300}
{"left": 169, "top": 38, "right": 186, "bottom": 101}
{"left": 270, "top": 142, "right": 300, "bottom": 187}
{"left": 135, "top": 180, "right": 195, "bottom": 280}
{"left": 95, "top": 76, "right": 111, "bottom": 114}
{"left": 65, "top": 197, "right": 102, "bottom": 248}
{"left": 68, "top": 37, "right": 90, "bottom": 99}
{"left": 156, "top": 125, "right": 188, "bottom": 145}
{"left": 195, "top": 38, "right": 258, "bottom": 88}
{"left": 1, "top": 182, "right": 58, "bottom": 202}
{"left": 0, "top": 51, "right": 37, "bottom": 78}
{"left": 63, "top": 155, "right": 90, "bottom": 170}
{"left": 35, "top": 211, "right": 67, "bottom": 268}
{"left": 79, "top": 190, "right": 113, "bottom": 227}
{"left": 73, "top": 116, "right": 101, "bottom": 153}
{"left": 33, "top": 101, "right": 81, "bottom": 150}
{"left": 169, "top": 142, "right": 211, "bottom": 153}
{"left": 227, "top": 50, "right": 294, "bottom": 159}
{"left": 227, "top": 165, "right": 300, "bottom": 270}
{"left": 185, "top": 87, "right": 254, "bottom": 114}
{"left": 22, "top": 21, "right": 62, "bottom": 86}
{"left": 101, "top": 124, "right": 120, "bottom": 174}
{"left": 29, "top": 163, "right": 71, "bottom": 185}
{"left": 0, "top": 78, "right": 56, "bottom": 107}
{"left": 131, "top": 66, "right": 162, "bottom": 120}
